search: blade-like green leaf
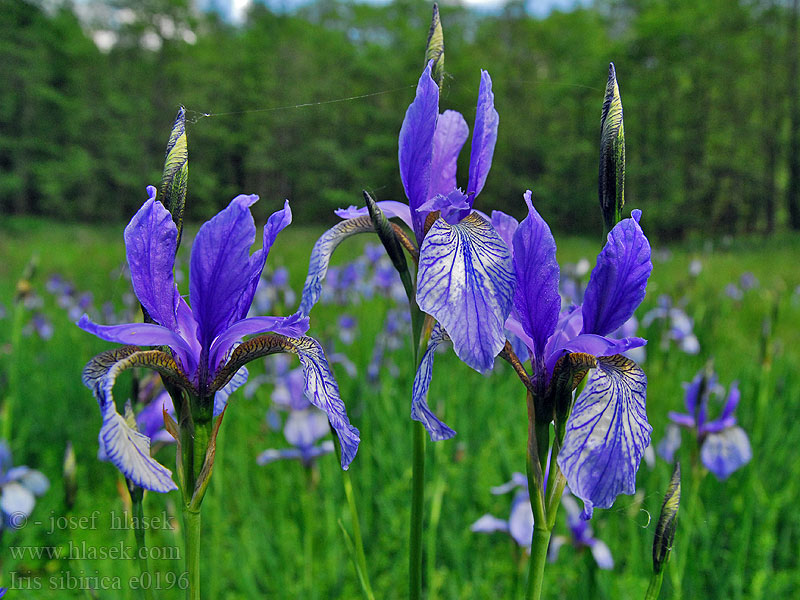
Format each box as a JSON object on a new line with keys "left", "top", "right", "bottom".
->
{"left": 599, "top": 63, "right": 625, "bottom": 234}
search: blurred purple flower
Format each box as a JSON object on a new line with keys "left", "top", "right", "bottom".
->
{"left": 257, "top": 408, "right": 335, "bottom": 468}
{"left": 0, "top": 441, "right": 49, "bottom": 530}
{"left": 660, "top": 368, "right": 752, "bottom": 480}
{"left": 549, "top": 494, "right": 614, "bottom": 569}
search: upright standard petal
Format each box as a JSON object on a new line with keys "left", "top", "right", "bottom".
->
{"left": 429, "top": 110, "right": 469, "bottom": 199}
{"left": 466, "top": 71, "right": 499, "bottom": 203}
{"left": 189, "top": 194, "right": 259, "bottom": 351}
{"left": 411, "top": 324, "right": 456, "bottom": 441}
{"left": 82, "top": 347, "right": 184, "bottom": 492}
{"left": 399, "top": 62, "right": 439, "bottom": 240}
{"left": 557, "top": 354, "right": 651, "bottom": 519}
{"left": 417, "top": 213, "right": 514, "bottom": 373}
{"left": 235, "top": 200, "right": 292, "bottom": 323}
{"left": 700, "top": 426, "right": 751, "bottom": 480}
{"left": 512, "top": 191, "right": 560, "bottom": 361}
{"left": 124, "top": 193, "right": 180, "bottom": 331}
{"left": 299, "top": 216, "right": 375, "bottom": 316}
{"left": 581, "top": 210, "right": 652, "bottom": 336}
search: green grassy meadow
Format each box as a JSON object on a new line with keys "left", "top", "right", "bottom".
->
{"left": 1, "top": 216, "right": 800, "bottom": 599}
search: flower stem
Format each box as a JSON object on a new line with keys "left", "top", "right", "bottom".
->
{"left": 410, "top": 419, "right": 426, "bottom": 600}
{"left": 182, "top": 507, "right": 201, "bottom": 600}
{"left": 303, "top": 467, "right": 317, "bottom": 600}
{"left": 341, "top": 468, "right": 375, "bottom": 600}
{"left": 525, "top": 525, "right": 552, "bottom": 600}
{"left": 130, "top": 487, "right": 156, "bottom": 600}
{"left": 644, "top": 570, "right": 665, "bottom": 600}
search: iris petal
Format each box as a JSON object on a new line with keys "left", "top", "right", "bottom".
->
{"left": 700, "top": 426, "right": 751, "bottom": 479}
{"left": 299, "top": 216, "right": 375, "bottom": 316}
{"left": 411, "top": 324, "right": 456, "bottom": 441}
{"left": 208, "top": 312, "right": 310, "bottom": 371}
{"left": 471, "top": 514, "right": 510, "bottom": 534}
{"left": 399, "top": 62, "right": 439, "bottom": 240}
{"left": 189, "top": 194, "right": 260, "bottom": 350}
{"left": 334, "top": 201, "right": 414, "bottom": 231}
{"left": 581, "top": 210, "right": 652, "bottom": 336}
{"left": 213, "top": 366, "right": 248, "bottom": 417}
{"left": 416, "top": 213, "right": 514, "bottom": 373}
{"left": 429, "top": 110, "right": 469, "bottom": 199}
{"left": 466, "top": 71, "right": 499, "bottom": 204}
{"left": 490, "top": 210, "right": 519, "bottom": 259}
{"left": 512, "top": 191, "right": 560, "bottom": 361}
{"left": 557, "top": 354, "right": 651, "bottom": 520}
{"left": 81, "top": 347, "right": 180, "bottom": 492}
{"left": 508, "top": 490, "right": 534, "bottom": 548}
{"left": 235, "top": 200, "right": 292, "bottom": 323}
{"left": 1, "top": 482, "right": 35, "bottom": 520}
{"left": 77, "top": 315, "right": 194, "bottom": 361}
{"left": 284, "top": 408, "right": 331, "bottom": 448}
{"left": 124, "top": 192, "right": 180, "bottom": 331}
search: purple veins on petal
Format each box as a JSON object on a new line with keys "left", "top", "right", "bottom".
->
{"left": 411, "top": 324, "right": 456, "bottom": 441}
{"left": 581, "top": 210, "right": 652, "bottom": 337}
{"left": 289, "top": 337, "right": 360, "bottom": 469}
{"left": 557, "top": 354, "right": 651, "bottom": 520}
{"left": 416, "top": 212, "right": 514, "bottom": 373}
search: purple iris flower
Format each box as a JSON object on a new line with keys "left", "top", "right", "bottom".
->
{"left": 492, "top": 193, "right": 652, "bottom": 520}
{"left": 471, "top": 473, "right": 534, "bottom": 549}
{"left": 78, "top": 187, "right": 360, "bottom": 492}
{"left": 660, "top": 369, "right": 751, "bottom": 480}
{"left": 257, "top": 408, "right": 335, "bottom": 467}
{"left": 301, "top": 61, "right": 514, "bottom": 379}
{"left": 548, "top": 494, "right": 614, "bottom": 569}
{"left": 0, "top": 442, "right": 49, "bottom": 530}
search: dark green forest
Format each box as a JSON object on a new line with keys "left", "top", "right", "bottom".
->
{"left": 2, "top": 0, "right": 798, "bottom": 239}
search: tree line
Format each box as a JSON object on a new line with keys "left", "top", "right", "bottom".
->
{"left": 2, "top": 0, "right": 798, "bottom": 240}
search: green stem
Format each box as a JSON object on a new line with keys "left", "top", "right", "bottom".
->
{"left": 303, "top": 469, "right": 315, "bottom": 599}
{"left": 182, "top": 507, "right": 201, "bottom": 600}
{"left": 130, "top": 488, "right": 156, "bottom": 600}
{"left": 525, "top": 526, "right": 552, "bottom": 600}
{"left": 644, "top": 571, "right": 664, "bottom": 600}
{"left": 342, "top": 470, "right": 375, "bottom": 600}
{"left": 2, "top": 298, "right": 25, "bottom": 442}
{"left": 671, "top": 458, "right": 704, "bottom": 598}
{"left": 410, "top": 420, "right": 426, "bottom": 600}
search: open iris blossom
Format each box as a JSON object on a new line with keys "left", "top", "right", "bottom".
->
{"left": 300, "top": 60, "right": 514, "bottom": 389}
{"left": 78, "top": 186, "right": 360, "bottom": 494}
{"left": 471, "top": 473, "right": 612, "bottom": 570}
{"left": 416, "top": 193, "right": 653, "bottom": 518}
{"left": 659, "top": 368, "right": 751, "bottom": 480}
